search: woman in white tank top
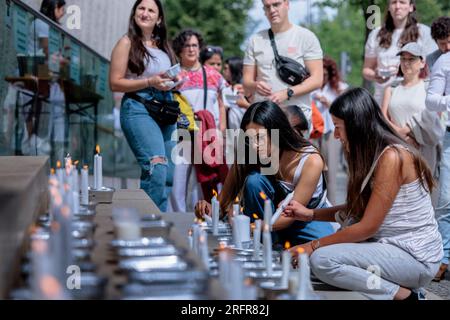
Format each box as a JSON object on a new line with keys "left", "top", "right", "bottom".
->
{"left": 284, "top": 88, "right": 442, "bottom": 300}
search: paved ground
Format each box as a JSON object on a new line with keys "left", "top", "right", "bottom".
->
{"left": 336, "top": 169, "right": 450, "bottom": 300}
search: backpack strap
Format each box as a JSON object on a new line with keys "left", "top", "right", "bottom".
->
{"left": 202, "top": 66, "right": 207, "bottom": 110}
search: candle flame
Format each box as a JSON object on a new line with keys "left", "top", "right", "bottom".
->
{"left": 259, "top": 192, "right": 267, "bottom": 200}
{"left": 40, "top": 276, "right": 63, "bottom": 299}
{"left": 219, "top": 241, "right": 226, "bottom": 250}
{"left": 96, "top": 145, "right": 101, "bottom": 154}
{"left": 50, "top": 168, "right": 55, "bottom": 175}
{"left": 297, "top": 247, "right": 305, "bottom": 254}
{"left": 212, "top": 189, "right": 218, "bottom": 198}
{"left": 199, "top": 235, "right": 206, "bottom": 243}
{"left": 252, "top": 213, "right": 259, "bottom": 220}
{"left": 56, "top": 161, "right": 61, "bottom": 169}
{"left": 61, "top": 206, "right": 71, "bottom": 218}
{"left": 234, "top": 196, "right": 240, "bottom": 204}
{"left": 188, "top": 229, "right": 192, "bottom": 236}
{"left": 251, "top": 223, "right": 255, "bottom": 230}
{"left": 244, "top": 278, "right": 253, "bottom": 286}
{"left": 74, "top": 160, "right": 79, "bottom": 166}
{"left": 284, "top": 241, "right": 291, "bottom": 250}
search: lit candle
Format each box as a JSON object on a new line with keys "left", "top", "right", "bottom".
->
{"left": 212, "top": 190, "right": 219, "bottom": 236}
{"left": 263, "top": 224, "right": 273, "bottom": 276}
{"left": 81, "top": 165, "right": 89, "bottom": 205}
{"left": 260, "top": 192, "right": 272, "bottom": 231}
{"left": 233, "top": 196, "right": 240, "bottom": 217}
{"left": 72, "top": 161, "right": 79, "bottom": 192}
{"left": 252, "top": 216, "right": 262, "bottom": 259}
{"left": 218, "top": 242, "right": 230, "bottom": 287}
{"left": 296, "top": 247, "right": 315, "bottom": 300}
{"left": 94, "top": 145, "right": 103, "bottom": 190}
{"left": 192, "top": 221, "right": 201, "bottom": 255}
{"left": 64, "top": 153, "right": 72, "bottom": 170}
{"left": 56, "top": 160, "right": 64, "bottom": 186}
{"left": 281, "top": 242, "right": 291, "bottom": 289}
{"left": 188, "top": 229, "right": 193, "bottom": 250}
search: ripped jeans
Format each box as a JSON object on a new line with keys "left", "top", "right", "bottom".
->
{"left": 120, "top": 90, "right": 176, "bottom": 212}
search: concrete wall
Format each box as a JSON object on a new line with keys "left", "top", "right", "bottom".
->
{"left": 23, "top": 0, "right": 135, "bottom": 59}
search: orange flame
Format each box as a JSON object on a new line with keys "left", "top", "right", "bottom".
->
{"left": 234, "top": 196, "right": 240, "bottom": 204}
{"left": 219, "top": 241, "right": 226, "bottom": 250}
{"left": 259, "top": 192, "right": 267, "bottom": 200}
{"left": 40, "top": 276, "right": 62, "bottom": 299}
{"left": 285, "top": 241, "right": 291, "bottom": 250}
{"left": 297, "top": 247, "right": 305, "bottom": 254}
{"left": 56, "top": 161, "right": 61, "bottom": 169}
{"left": 212, "top": 189, "right": 218, "bottom": 198}
{"left": 61, "top": 206, "right": 71, "bottom": 218}
{"left": 96, "top": 145, "right": 101, "bottom": 154}
{"left": 50, "top": 168, "right": 55, "bottom": 175}
{"left": 253, "top": 213, "right": 259, "bottom": 220}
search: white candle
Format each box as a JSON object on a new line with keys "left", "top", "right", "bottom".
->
{"left": 56, "top": 160, "right": 64, "bottom": 186}
{"left": 188, "top": 230, "right": 193, "bottom": 250}
{"left": 71, "top": 167, "right": 79, "bottom": 194}
{"left": 296, "top": 248, "right": 316, "bottom": 300}
{"left": 72, "top": 191, "right": 80, "bottom": 214}
{"left": 218, "top": 243, "right": 230, "bottom": 288}
{"left": 263, "top": 199, "right": 272, "bottom": 231}
{"left": 234, "top": 214, "right": 250, "bottom": 243}
{"left": 199, "top": 230, "right": 209, "bottom": 269}
{"left": 81, "top": 166, "right": 89, "bottom": 205}
{"left": 94, "top": 145, "right": 103, "bottom": 190}
{"left": 263, "top": 224, "right": 273, "bottom": 276}
{"left": 212, "top": 196, "right": 219, "bottom": 236}
{"left": 281, "top": 250, "right": 290, "bottom": 289}
{"left": 64, "top": 153, "right": 72, "bottom": 169}
{"left": 192, "top": 223, "right": 200, "bottom": 255}
{"left": 253, "top": 219, "right": 262, "bottom": 259}
{"left": 233, "top": 203, "right": 240, "bottom": 217}
{"left": 229, "top": 261, "right": 244, "bottom": 300}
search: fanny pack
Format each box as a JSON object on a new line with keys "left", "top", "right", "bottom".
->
{"left": 268, "top": 29, "right": 310, "bottom": 86}
{"left": 125, "top": 92, "right": 180, "bottom": 125}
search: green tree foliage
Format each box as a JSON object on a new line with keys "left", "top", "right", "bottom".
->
{"left": 163, "top": 0, "right": 253, "bottom": 58}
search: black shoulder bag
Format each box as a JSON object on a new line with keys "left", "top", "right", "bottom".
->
{"left": 125, "top": 91, "right": 180, "bottom": 125}
{"left": 268, "top": 29, "right": 310, "bottom": 86}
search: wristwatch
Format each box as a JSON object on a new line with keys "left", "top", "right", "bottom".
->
{"left": 287, "top": 88, "right": 294, "bottom": 100}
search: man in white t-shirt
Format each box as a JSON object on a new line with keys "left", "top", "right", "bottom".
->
{"left": 243, "top": 0, "right": 323, "bottom": 128}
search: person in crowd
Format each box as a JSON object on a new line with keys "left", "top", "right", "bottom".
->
{"left": 286, "top": 104, "right": 309, "bottom": 138}
{"left": 284, "top": 87, "right": 443, "bottom": 300}
{"left": 311, "top": 56, "right": 348, "bottom": 204}
{"left": 110, "top": 0, "right": 177, "bottom": 211}
{"left": 200, "top": 45, "right": 224, "bottom": 73}
{"left": 427, "top": 17, "right": 450, "bottom": 70}
{"left": 169, "top": 29, "right": 228, "bottom": 212}
{"left": 381, "top": 42, "right": 442, "bottom": 176}
{"left": 222, "top": 56, "right": 250, "bottom": 164}
{"left": 243, "top": 0, "right": 323, "bottom": 130}
{"left": 195, "top": 100, "right": 335, "bottom": 246}
{"left": 426, "top": 51, "right": 450, "bottom": 281}
{"left": 363, "top": 0, "right": 437, "bottom": 105}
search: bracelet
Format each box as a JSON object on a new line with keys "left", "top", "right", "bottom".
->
{"left": 309, "top": 209, "right": 315, "bottom": 222}
{"left": 146, "top": 78, "right": 152, "bottom": 87}
{"left": 311, "top": 239, "right": 320, "bottom": 251}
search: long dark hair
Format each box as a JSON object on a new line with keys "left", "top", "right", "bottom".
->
{"left": 378, "top": 0, "right": 419, "bottom": 49}
{"left": 221, "top": 101, "right": 317, "bottom": 212}
{"left": 329, "top": 87, "right": 434, "bottom": 220}
{"left": 323, "top": 56, "right": 342, "bottom": 93}
{"left": 127, "top": 0, "right": 175, "bottom": 76}
{"left": 224, "top": 56, "right": 243, "bottom": 86}
{"left": 40, "top": 0, "right": 65, "bottom": 23}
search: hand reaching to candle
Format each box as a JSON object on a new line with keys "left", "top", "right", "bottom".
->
{"left": 282, "top": 200, "right": 314, "bottom": 222}
{"left": 195, "top": 200, "right": 212, "bottom": 220}
{"left": 289, "top": 243, "right": 313, "bottom": 266}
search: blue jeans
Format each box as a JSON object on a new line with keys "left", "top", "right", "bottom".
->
{"left": 242, "top": 171, "right": 335, "bottom": 246}
{"left": 437, "top": 131, "right": 450, "bottom": 265}
{"left": 120, "top": 89, "right": 176, "bottom": 212}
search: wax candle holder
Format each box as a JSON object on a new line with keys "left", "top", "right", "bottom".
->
{"left": 73, "top": 206, "right": 96, "bottom": 221}
{"left": 88, "top": 186, "right": 115, "bottom": 204}
{"left": 244, "top": 269, "right": 283, "bottom": 280}
{"left": 118, "top": 255, "right": 190, "bottom": 273}
{"left": 80, "top": 201, "right": 97, "bottom": 212}
{"left": 128, "top": 269, "right": 208, "bottom": 285}
{"left": 259, "top": 281, "right": 289, "bottom": 300}
{"left": 116, "top": 245, "right": 183, "bottom": 258}
{"left": 110, "top": 237, "right": 167, "bottom": 249}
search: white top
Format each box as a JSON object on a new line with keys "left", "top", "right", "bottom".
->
{"left": 311, "top": 82, "right": 348, "bottom": 134}
{"left": 388, "top": 81, "right": 427, "bottom": 127}
{"left": 244, "top": 24, "right": 323, "bottom": 125}
{"left": 374, "top": 178, "right": 443, "bottom": 264}
{"left": 277, "top": 147, "right": 325, "bottom": 201}
{"left": 28, "top": 19, "right": 49, "bottom": 56}
{"left": 365, "top": 24, "right": 437, "bottom": 104}
{"left": 125, "top": 47, "right": 171, "bottom": 80}
{"left": 426, "top": 52, "right": 450, "bottom": 127}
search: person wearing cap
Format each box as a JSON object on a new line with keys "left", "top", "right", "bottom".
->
{"left": 363, "top": 0, "right": 437, "bottom": 105}
{"left": 427, "top": 17, "right": 450, "bottom": 70}
{"left": 381, "top": 42, "right": 443, "bottom": 177}
{"left": 426, "top": 51, "right": 450, "bottom": 281}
